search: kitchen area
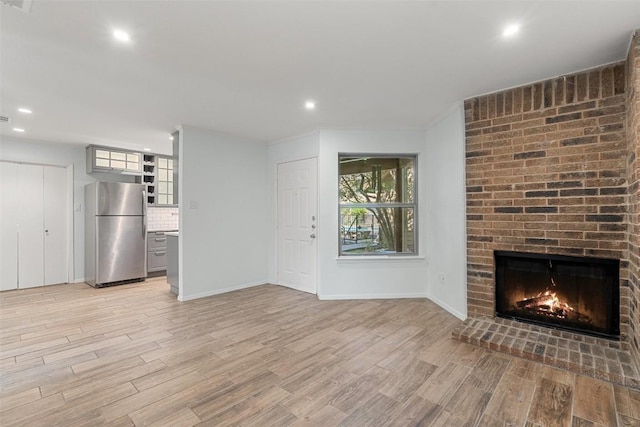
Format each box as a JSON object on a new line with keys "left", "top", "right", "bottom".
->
{"left": 84, "top": 143, "right": 179, "bottom": 294}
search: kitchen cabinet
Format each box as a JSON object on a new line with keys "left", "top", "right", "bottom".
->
{"left": 147, "top": 231, "right": 172, "bottom": 273}
{"left": 142, "top": 154, "right": 156, "bottom": 205}
{"left": 141, "top": 154, "right": 175, "bottom": 206}
{"left": 86, "top": 145, "right": 142, "bottom": 175}
{"left": 172, "top": 130, "right": 179, "bottom": 206}
{"left": 156, "top": 156, "right": 174, "bottom": 206}
{"left": 166, "top": 232, "right": 179, "bottom": 295}
{"left": 87, "top": 144, "right": 175, "bottom": 206}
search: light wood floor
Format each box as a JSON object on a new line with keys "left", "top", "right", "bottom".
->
{"left": 1, "top": 278, "right": 638, "bottom": 426}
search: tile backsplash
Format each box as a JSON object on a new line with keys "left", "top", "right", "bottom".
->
{"left": 148, "top": 207, "right": 179, "bottom": 231}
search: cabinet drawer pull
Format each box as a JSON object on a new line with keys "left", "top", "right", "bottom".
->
{"left": 154, "top": 238, "right": 167, "bottom": 242}
{"left": 153, "top": 251, "right": 166, "bottom": 256}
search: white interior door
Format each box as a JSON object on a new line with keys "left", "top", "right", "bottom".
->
{"left": 18, "top": 164, "right": 45, "bottom": 289}
{"left": 277, "top": 158, "right": 317, "bottom": 294}
{"left": 43, "top": 165, "right": 68, "bottom": 285}
{"left": 0, "top": 162, "right": 19, "bottom": 290}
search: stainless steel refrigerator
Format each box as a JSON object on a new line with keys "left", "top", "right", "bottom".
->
{"left": 85, "top": 182, "right": 147, "bottom": 287}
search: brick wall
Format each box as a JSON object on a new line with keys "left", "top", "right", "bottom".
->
{"left": 627, "top": 32, "right": 640, "bottom": 366}
{"left": 463, "top": 62, "right": 632, "bottom": 345}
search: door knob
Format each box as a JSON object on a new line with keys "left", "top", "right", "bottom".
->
{"left": 310, "top": 233, "right": 316, "bottom": 239}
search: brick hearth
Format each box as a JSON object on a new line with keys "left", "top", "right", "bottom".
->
{"left": 452, "top": 318, "right": 639, "bottom": 389}
{"left": 458, "top": 31, "right": 640, "bottom": 383}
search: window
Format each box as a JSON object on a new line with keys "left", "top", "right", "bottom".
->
{"left": 339, "top": 155, "right": 417, "bottom": 256}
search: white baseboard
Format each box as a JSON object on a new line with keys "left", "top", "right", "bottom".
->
{"left": 275, "top": 281, "right": 316, "bottom": 295}
{"left": 318, "top": 292, "right": 429, "bottom": 300}
{"left": 178, "top": 280, "right": 266, "bottom": 302}
{"left": 174, "top": 280, "right": 467, "bottom": 322}
{"left": 73, "top": 278, "right": 86, "bottom": 284}
{"left": 428, "top": 294, "right": 467, "bottom": 320}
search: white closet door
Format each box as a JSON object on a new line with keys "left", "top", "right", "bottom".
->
{"left": 18, "top": 164, "right": 44, "bottom": 289}
{"left": 44, "top": 166, "right": 68, "bottom": 285}
{"left": 0, "top": 162, "right": 19, "bottom": 290}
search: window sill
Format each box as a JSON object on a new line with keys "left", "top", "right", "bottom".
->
{"left": 336, "top": 255, "right": 426, "bottom": 263}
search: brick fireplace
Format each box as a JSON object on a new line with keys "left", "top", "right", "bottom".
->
{"left": 454, "top": 31, "right": 640, "bottom": 388}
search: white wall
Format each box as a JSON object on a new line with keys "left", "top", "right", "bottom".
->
{"left": 0, "top": 137, "right": 93, "bottom": 282}
{"left": 317, "top": 129, "right": 429, "bottom": 299}
{"left": 2, "top": 124, "right": 467, "bottom": 318}
{"left": 178, "top": 125, "right": 269, "bottom": 301}
{"left": 264, "top": 126, "right": 468, "bottom": 317}
{"left": 266, "top": 131, "right": 320, "bottom": 283}
{"left": 425, "top": 105, "right": 467, "bottom": 319}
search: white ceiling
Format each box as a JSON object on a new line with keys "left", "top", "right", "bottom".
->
{"left": 1, "top": 1, "right": 639, "bottom": 154}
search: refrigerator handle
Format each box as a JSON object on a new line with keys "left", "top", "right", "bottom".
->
{"left": 142, "top": 190, "right": 147, "bottom": 238}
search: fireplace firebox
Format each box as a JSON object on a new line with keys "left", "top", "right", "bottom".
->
{"left": 495, "top": 251, "right": 620, "bottom": 340}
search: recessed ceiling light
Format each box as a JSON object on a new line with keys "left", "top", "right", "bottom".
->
{"left": 18, "top": 107, "right": 32, "bottom": 114}
{"left": 169, "top": 136, "right": 174, "bottom": 141}
{"left": 113, "top": 29, "right": 131, "bottom": 43}
{"left": 144, "top": 148, "right": 151, "bottom": 151}
{"left": 503, "top": 24, "right": 520, "bottom": 37}
{"left": 305, "top": 101, "right": 316, "bottom": 110}
{"left": 13, "top": 128, "right": 25, "bottom": 133}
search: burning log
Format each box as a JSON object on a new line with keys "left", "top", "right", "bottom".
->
{"left": 516, "top": 295, "right": 550, "bottom": 309}
{"left": 513, "top": 290, "right": 592, "bottom": 324}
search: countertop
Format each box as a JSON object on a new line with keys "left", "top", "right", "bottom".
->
{"left": 147, "top": 229, "right": 178, "bottom": 233}
{"left": 165, "top": 232, "right": 179, "bottom": 237}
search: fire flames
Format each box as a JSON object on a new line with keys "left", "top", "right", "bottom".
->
{"left": 512, "top": 262, "right": 593, "bottom": 324}
{"left": 517, "top": 290, "right": 576, "bottom": 319}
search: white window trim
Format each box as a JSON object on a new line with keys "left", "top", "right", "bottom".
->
{"left": 338, "top": 153, "right": 419, "bottom": 257}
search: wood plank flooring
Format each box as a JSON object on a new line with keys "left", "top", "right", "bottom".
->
{"left": 1, "top": 278, "right": 638, "bottom": 426}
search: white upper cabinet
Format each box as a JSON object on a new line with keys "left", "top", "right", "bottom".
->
{"left": 141, "top": 154, "right": 175, "bottom": 206}
{"left": 86, "top": 145, "right": 176, "bottom": 206}
{"left": 156, "top": 156, "right": 174, "bottom": 206}
{"left": 87, "top": 145, "right": 142, "bottom": 174}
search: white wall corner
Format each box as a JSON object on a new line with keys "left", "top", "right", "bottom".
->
{"left": 178, "top": 280, "right": 267, "bottom": 302}
{"left": 428, "top": 294, "right": 467, "bottom": 320}
{"left": 424, "top": 104, "right": 467, "bottom": 318}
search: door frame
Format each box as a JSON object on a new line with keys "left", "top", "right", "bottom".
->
{"left": 64, "top": 164, "right": 73, "bottom": 283}
{"left": 0, "top": 160, "right": 74, "bottom": 285}
{"left": 275, "top": 156, "right": 319, "bottom": 295}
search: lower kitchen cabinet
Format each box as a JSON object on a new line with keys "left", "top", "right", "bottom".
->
{"left": 147, "top": 231, "right": 172, "bottom": 274}
{"left": 166, "top": 232, "right": 178, "bottom": 295}
{"left": 148, "top": 249, "right": 167, "bottom": 272}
